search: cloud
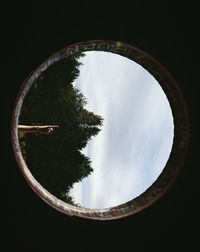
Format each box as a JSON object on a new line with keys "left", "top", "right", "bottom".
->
{"left": 69, "top": 51, "right": 174, "bottom": 209}
{"left": 69, "top": 180, "right": 82, "bottom": 204}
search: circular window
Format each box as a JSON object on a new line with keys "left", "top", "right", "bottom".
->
{"left": 11, "top": 40, "right": 189, "bottom": 220}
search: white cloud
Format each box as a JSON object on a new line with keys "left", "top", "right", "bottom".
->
{"left": 69, "top": 180, "right": 82, "bottom": 204}
{"left": 69, "top": 51, "right": 174, "bottom": 209}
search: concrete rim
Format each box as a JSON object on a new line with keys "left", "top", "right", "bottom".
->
{"left": 11, "top": 40, "right": 190, "bottom": 220}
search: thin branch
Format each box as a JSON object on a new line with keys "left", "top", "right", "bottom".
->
{"left": 18, "top": 125, "right": 59, "bottom": 134}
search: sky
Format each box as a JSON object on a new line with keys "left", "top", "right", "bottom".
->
{"left": 69, "top": 51, "right": 174, "bottom": 209}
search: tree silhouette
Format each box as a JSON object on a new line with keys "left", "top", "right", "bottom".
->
{"left": 19, "top": 53, "right": 103, "bottom": 205}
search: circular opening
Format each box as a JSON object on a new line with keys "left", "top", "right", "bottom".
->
{"left": 11, "top": 40, "right": 189, "bottom": 220}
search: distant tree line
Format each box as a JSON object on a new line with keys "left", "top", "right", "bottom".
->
{"left": 19, "top": 53, "right": 103, "bottom": 206}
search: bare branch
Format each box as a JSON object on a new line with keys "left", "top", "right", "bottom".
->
{"left": 18, "top": 125, "right": 59, "bottom": 134}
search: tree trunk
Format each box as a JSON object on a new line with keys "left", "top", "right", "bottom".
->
{"left": 18, "top": 125, "right": 59, "bottom": 134}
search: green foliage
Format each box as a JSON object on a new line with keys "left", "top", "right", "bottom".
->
{"left": 19, "top": 54, "right": 103, "bottom": 205}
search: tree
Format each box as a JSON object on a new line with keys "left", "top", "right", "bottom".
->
{"left": 19, "top": 53, "right": 103, "bottom": 205}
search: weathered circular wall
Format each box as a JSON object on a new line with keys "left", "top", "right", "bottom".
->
{"left": 11, "top": 40, "right": 189, "bottom": 220}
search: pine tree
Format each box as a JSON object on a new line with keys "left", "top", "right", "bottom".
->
{"left": 19, "top": 53, "right": 103, "bottom": 205}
